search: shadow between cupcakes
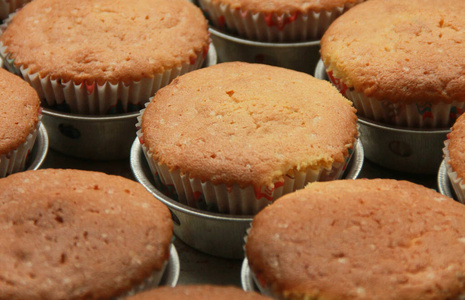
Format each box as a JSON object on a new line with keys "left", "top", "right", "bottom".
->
{"left": 209, "top": 27, "right": 320, "bottom": 75}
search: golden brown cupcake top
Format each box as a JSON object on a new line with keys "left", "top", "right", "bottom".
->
{"left": 246, "top": 179, "right": 465, "bottom": 300}
{"left": 0, "top": 68, "right": 40, "bottom": 156}
{"left": 320, "top": 0, "right": 465, "bottom": 104}
{"left": 1, "top": 0, "right": 209, "bottom": 85}
{"left": 447, "top": 113, "right": 465, "bottom": 178}
{"left": 141, "top": 62, "right": 357, "bottom": 189}
{"left": 127, "top": 285, "right": 272, "bottom": 300}
{"left": 209, "top": 0, "right": 361, "bottom": 14}
{"left": 0, "top": 169, "right": 173, "bottom": 300}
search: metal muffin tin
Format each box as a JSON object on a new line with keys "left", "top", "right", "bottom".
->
{"left": 161, "top": 245, "right": 180, "bottom": 287}
{"left": 130, "top": 138, "right": 364, "bottom": 260}
{"left": 241, "top": 257, "right": 259, "bottom": 293}
{"left": 314, "top": 59, "right": 449, "bottom": 175}
{"left": 27, "top": 123, "right": 49, "bottom": 171}
{"left": 41, "top": 44, "right": 218, "bottom": 161}
{"left": 437, "top": 160, "right": 456, "bottom": 200}
{"left": 209, "top": 27, "right": 320, "bottom": 75}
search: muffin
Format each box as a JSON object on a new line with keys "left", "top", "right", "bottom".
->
{"left": 0, "top": 169, "right": 173, "bottom": 299}
{"left": 444, "top": 113, "right": 465, "bottom": 202}
{"left": 127, "top": 285, "right": 272, "bottom": 300}
{"left": 139, "top": 62, "right": 358, "bottom": 215}
{"left": 0, "top": 68, "right": 41, "bottom": 177}
{"left": 320, "top": 0, "right": 465, "bottom": 128}
{"left": 0, "top": 0, "right": 210, "bottom": 114}
{"left": 245, "top": 179, "right": 465, "bottom": 299}
{"left": 0, "top": 0, "right": 30, "bottom": 20}
{"left": 199, "top": 0, "right": 365, "bottom": 42}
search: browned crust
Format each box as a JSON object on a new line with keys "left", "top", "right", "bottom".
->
{"left": 246, "top": 179, "right": 465, "bottom": 299}
{"left": 320, "top": 0, "right": 465, "bottom": 104}
{"left": 209, "top": 0, "right": 361, "bottom": 14}
{"left": 0, "top": 68, "right": 39, "bottom": 155}
{"left": 141, "top": 62, "right": 358, "bottom": 188}
{"left": 1, "top": 0, "right": 209, "bottom": 85}
{"left": 447, "top": 113, "right": 465, "bottom": 178}
{"left": 0, "top": 169, "right": 173, "bottom": 300}
{"left": 127, "top": 285, "right": 272, "bottom": 300}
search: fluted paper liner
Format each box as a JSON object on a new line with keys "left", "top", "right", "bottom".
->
{"left": 327, "top": 70, "right": 465, "bottom": 128}
{"left": 199, "top": 0, "right": 364, "bottom": 42}
{"left": 443, "top": 140, "right": 465, "bottom": 203}
{"left": 137, "top": 110, "right": 356, "bottom": 215}
{"left": 0, "top": 116, "right": 40, "bottom": 178}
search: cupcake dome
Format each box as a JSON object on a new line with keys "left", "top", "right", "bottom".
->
{"left": 140, "top": 62, "right": 358, "bottom": 214}
{"left": 0, "top": 0, "right": 210, "bottom": 114}
{"left": 0, "top": 68, "right": 40, "bottom": 177}
{"left": 320, "top": 0, "right": 465, "bottom": 128}
{"left": 246, "top": 179, "right": 465, "bottom": 299}
{"left": 0, "top": 169, "right": 173, "bottom": 299}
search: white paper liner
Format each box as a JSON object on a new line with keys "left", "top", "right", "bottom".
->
{"left": 199, "top": 0, "right": 365, "bottom": 42}
{"left": 0, "top": 116, "right": 40, "bottom": 178}
{"left": 114, "top": 245, "right": 171, "bottom": 300}
{"left": 443, "top": 140, "right": 465, "bottom": 203}
{"left": 0, "top": 42, "right": 206, "bottom": 114}
{"left": 0, "top": 0, "right": 30, "bottom": 20}
{"left": 136, "top": 111, "right": 356, "bottom": 215}
{"left": 326, "top": 70, "right": 464, "bottom": 128}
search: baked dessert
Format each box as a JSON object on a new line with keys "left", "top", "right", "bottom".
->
{"left": 320, "top": 0, "right": 465, "bottom": 128}
{"left": 0, "top": 169, "right": 173, "bottom": 299}
{"left": 0, "top": 68, "right": 40, "bottom": 177}
{"left": 139, "top": 62, "right": 358, "bottom": 214}
{"left": 199, "top": 0, "right": 365, "bottom": 42}
{"left": 444, "top": 113, "right": 465, "bottom": 202}
{"left": 0, "top": 0, "right": 210, "bottom": 114}
{"left": 127, "top": 285, "right": 272, "bottom": 300}
{"left": 245, "top": 179, "right": 465, "bottom": 299}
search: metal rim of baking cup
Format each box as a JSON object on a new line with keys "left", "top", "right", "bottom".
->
{"left": 437, "top": 160, "right": 456, "bottom": 201}
{"left": 314, "top": 59, "right": 450, "bottom": 175}
{"left": 209, "top": 26, "right": 321, "bottom": 75}
{"left": 130, "top": 138, "right": 364, "bottom": 259}
{"left": 40, "top": 44, "right": 218, "bottom": 161}
{"left": 161, "top": 245, "right": 180, "bottom": 288}
{"left": 26, "top": 123, "right": 49, "bottom": 171}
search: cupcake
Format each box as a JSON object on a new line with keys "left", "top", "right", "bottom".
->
{"left": 127, "top": 285, "right": 272, "bottom": 300}
{"left": 139, "top": 62, "right": 358, "bottom": 215}
{"left": 0, "top": 68, "right": 41, "bottom": 177}
{"left": 245, "top": 179, "right": 465, "bottom": 299}
{"left": 0, "top": 0, "right": 30, "bottom": 20}
{"left": 0, "top": 169, "right": 173, "bottom": 299}
{"left": 320, "top": 0, "right": 465, "bottom": 128}
{"left": 0, "top": 0, "right": 210, "bottom": 114}
{"left": 199, "top": 0, "right": 365, "bottom": 42}
{"left": 444, "top": 113, "right": 465, "bottom": 202}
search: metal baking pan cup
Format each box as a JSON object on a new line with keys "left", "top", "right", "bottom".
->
{"left": 315, "top": 59, "right": 449, "bottom": 174}
{"left": 130, "top": 138, "right": 364, "bottom": 259}
{"left": 200, "top": 0, "right": 364, "bottom": 42}
{"left": 40, "top": 45, "right": 217, "bottom": 161}
{"left": 115, "top": 245, "right": 180, "bottom": 299}
{"left": 437, "top": 160, "right": 456, "bottom": 201}
{"left": 26, "top": 123, "right": 49, "bottom": 171}
{"left": 209, "top": 27, "right": 320, "bottom": 74}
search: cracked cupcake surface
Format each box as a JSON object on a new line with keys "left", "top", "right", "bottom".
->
{"left": 0, "top": 169, "right": 173, "bottom": 300}
{"left": 245, "top": 179, "right": 465, "bottom": 299}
